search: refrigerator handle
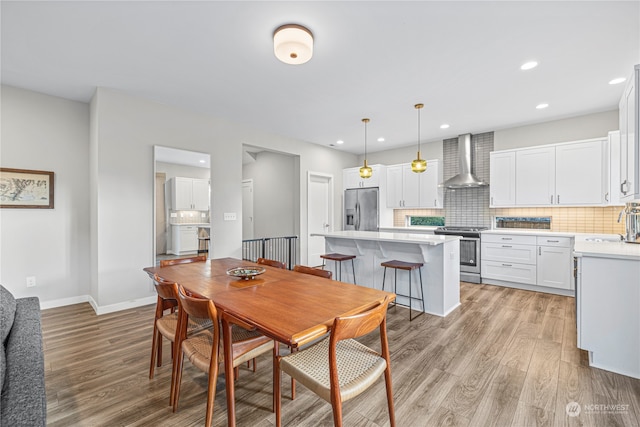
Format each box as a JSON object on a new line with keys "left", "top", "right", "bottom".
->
{"left": 355, "top": 201, "right": 360, "bottom": 230}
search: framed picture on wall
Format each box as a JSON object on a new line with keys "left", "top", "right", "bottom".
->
{"left": 0, "top": 168, "right": 55, "bottom": 209}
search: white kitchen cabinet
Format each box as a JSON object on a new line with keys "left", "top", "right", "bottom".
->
{"left": 577, "top": 255, "right": 640, "bottom": 379}
{"left": 481, "top": 232, "right": 574, "bottom": 295}
{"left": 498, "top": 138, "right": 609, "bottom": 207}
{"left": 419, "top": 159, "right": 443, "bottom": 208}
{"left": 343, "top": 164, "right": 384, "bottom": 189}
{"left": 169, "top": 177, "right": 209, "bottom": 210}
{"left": 386, "top": 160, "right": 442, "bottom": 209}
{"left": 555, "top": 140, "right": 607, "bottom": 205}
{"left": 608, "top": 131, "right": 623, "bottom": 205}
{"left": 386, "top": 164, "right": 419, "bottom": 208}
{"left": 515, "top": 146, "right": 556, "bottom": 205}
{"left": 536, "top": 236, "right": 573, "bottom": 290}
{"left": 619, "top": 64, "right": 639, "bottom": 201}
{"left": 169, "top": 225, "right": 198, "bottom": 255}
{"left": 489, "top": 151, "right": 516, "bottom": 207}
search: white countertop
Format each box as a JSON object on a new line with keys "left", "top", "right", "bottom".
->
{"left": 574, "top": 240, "right": 640, "bottom": 260}
{"left": 312, "top": 230, "right": 459, "bottom": 245}
{"left": 170, "top": 223, "right": 210, "bottom": 227}
{"left": 482, "top": 229, "right": 576, "bottom": 238}
{"left": 379, "top": 226, "right": 437, "bottom": 233}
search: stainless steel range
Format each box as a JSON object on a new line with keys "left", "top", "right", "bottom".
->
{"left": 434, "top": 226, "right": 487, "bottom": 283}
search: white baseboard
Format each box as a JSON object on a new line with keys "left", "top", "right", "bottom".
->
{"left": 41, "top": 294, "right": 156, "bottom": 315}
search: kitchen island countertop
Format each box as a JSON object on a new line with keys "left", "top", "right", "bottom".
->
{"left": 311, "top": 230, "right": 459, "bottom": 245}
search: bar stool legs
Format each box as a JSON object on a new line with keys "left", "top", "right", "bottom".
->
{"left": 381, "top": 260, "right": 425, "bottom": 321}
{"left": 320, "top": 253, "right": 356, "bottom": 284}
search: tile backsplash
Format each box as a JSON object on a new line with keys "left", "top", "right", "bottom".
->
{"left": 443, "top": 132, "right": 493, "bottom": 227}
{"left": 169, "top": 210, "right": 210, "bottom": 224}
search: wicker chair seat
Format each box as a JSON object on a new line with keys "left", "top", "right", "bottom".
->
{"left": 279, "top": 336, "right": 386, "bottom": 403}
{"left": 156, "top": 312, "right": 212, "bottom": 339}
{"left": 181, "top": 326, "right": 272, "bottom": 373}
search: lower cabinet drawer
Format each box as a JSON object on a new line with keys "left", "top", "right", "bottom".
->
{"left": 481, "top": 243, "right": 536, "bottom": 264}
{"left": 481, "top": 260, "right": 537, "bottom": 285}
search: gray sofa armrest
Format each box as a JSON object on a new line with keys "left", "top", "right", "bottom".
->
{"left": 1, "top": 297, "right": 46, "bottom": 427}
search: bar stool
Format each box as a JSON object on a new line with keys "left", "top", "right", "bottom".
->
{"left": 320, "top": 253, "right": 356, "bottom": 283}
{"left": 381, "top": 260, "right": 425, "bottom": 321}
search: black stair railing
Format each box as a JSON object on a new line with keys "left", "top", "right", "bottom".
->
{"left": 242, "top": 236, "right": 298, "bottom": 270}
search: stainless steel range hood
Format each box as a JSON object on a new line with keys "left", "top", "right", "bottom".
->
{"left": 440, "top": 134, "right": 489, "bottom": 189}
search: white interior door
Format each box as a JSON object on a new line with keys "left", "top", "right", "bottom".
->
{"left": 308, "top": 172, "right": 333, "bottom": 267}
{"left": 242, "top": 179, "right": 254, "bottom": 240}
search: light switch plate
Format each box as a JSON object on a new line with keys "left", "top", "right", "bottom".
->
{"left": 170, "top": 212, "right": 178, "bottom": 218}
{"left": 223, "top": 212, "right": 237, "bottom": 221}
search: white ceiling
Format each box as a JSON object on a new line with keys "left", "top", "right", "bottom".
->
{"left": 2, "top": 1, "right": 639, "bottom": 155}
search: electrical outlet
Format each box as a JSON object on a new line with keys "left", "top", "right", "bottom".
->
{"left": 26, "top": 276, "right": 36, "bottom": 288}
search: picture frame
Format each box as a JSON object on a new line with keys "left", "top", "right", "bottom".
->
{"left": 0, "top": 168, "right": 55, "bottom": 209}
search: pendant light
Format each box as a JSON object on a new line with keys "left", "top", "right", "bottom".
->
{"left": 359, "top": 118, "right": 373, "bottom": 179}
{"left": 411, "top": 103, "right": 427, "bottom": 173}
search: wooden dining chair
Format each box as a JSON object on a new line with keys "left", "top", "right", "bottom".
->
{"left": 149, "top": 275, "right": 213, "bottom": 409}
{"left": 293, "top": 264, "right": 332, "bottom": 279}
{"left": 173, "top": 285, "right": 274, "bottom": 427}
{"left": 257, "top": 257, "right": 286, "bottom": 269}
{"left": 159, "top": 255, "right": 207, "bottom": 267}
{"left": 274, "top": 296, "right": 395, "bottom": 427}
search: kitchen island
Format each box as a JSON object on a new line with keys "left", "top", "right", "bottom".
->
{"left": 311, "top": 230, "right": 461, "bottom": 317}
{"left": 574, "top": 238, "right": 640, "bottom": 379}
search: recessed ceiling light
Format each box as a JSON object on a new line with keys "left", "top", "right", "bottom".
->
{"left": 199, "top": 160, "right": 206, "bottom": 163}
{"left": 520, "top": 61, "right": 538, "bottom": 71}
{"left": 336, "top": 140, "right": 344, "bottom": 145}
{"left": 440, "top": 124, "right": 450, "bottom": 129}
{"left": 536, "top": 103, "right": 549, "bottom": 109}
{"left": 609, "top": 77, "right": 626, "bottom": 85}
{"left": 377, "top": 137, "right": 385, "bottom": 142}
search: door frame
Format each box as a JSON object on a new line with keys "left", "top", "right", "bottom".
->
{"left": 307, "top": 171, "right": 334, "bottom": 266}
{"left": 241, "top": 179, "right": 254, "bottom": 240}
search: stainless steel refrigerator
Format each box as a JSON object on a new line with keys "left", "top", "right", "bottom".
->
{"left": 344, "top": 187, "right": 379, "bottom": 231}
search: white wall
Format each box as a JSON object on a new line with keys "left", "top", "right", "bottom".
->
{"left": 1, "top": 86, "right": 91, "bottom": 304}
{"left": 494, "top": 110, "right": 618, "bottom": 151}
{"left": 242, "top": 151, "right": 297, "bottom": 238}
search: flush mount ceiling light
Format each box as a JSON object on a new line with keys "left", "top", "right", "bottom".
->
{"left": 536, "top": 103, "right": 549, "bottom": 109}
{"left": 359, "top": 118, "right": 373, "bottom": 179}
{"left": 273, "top": 24, "right": 313, "bottom": 65}
{"left": 520, "top": 61, "right": 538, "bottom": 70}
{"left": 411, "top": 104, "right": 427, "bottom": 173}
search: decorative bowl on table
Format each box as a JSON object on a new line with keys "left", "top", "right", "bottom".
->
{"left": 226, "top": 266, "right": 266, "bottom": 280}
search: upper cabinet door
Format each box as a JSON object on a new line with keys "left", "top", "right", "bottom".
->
{"left": 620, "top": 68, "right": 638, "bottom": 201}
{"left": 555, "top": 140, "right": 606, "bottom": 205}
{"left": 516, "top": 147, "right": 556, "bottom": 206}
{"left": 401, "top": 164, "right": 420, "bottom": 207}
{"left": 191, "top": 179, "right": 210, "bottom": 210}
{"left": 419, "top": 159, "right": 443, "bottom": 208}
{"left": 386, "top": 165, "right": 404, "bottom": 207}
{"left": 173, "top": 177, "right": 193, "bottom": 210}
{"left": 343, "top": 165, "right": 381, "bottom": 189}
{"left": 490, "top": 151, "right": 516, "bottom": 207}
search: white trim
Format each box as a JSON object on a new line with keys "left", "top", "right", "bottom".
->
{"left": 40, "top": 294, "right": 156, "bottom": 315}
{"left": 40, "top": 295, "right": 91, "bottom": 310}
{"left": 307, "top": 171, "right": 334, "bottom": 266}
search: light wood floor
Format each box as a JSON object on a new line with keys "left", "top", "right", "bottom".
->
{"left": 42, "top": 283, "right": 640, "bottom": 426}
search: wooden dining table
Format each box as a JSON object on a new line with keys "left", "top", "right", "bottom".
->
{"left": 144, "top": 257, "right": 395, "bottom": 427}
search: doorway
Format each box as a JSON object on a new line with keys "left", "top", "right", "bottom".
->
{"left": 307, "top": 172, "right": 333, "bottom": 267}
{"left": 242, "top": 179, "right": 254, "bottom": 240}
{"left": 154, "top": 146, "right": 211, "bottom": 265}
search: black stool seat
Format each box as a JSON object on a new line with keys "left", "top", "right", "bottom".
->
{"left": 320, "top": 253, "right": 356, "bottom": 283}
{"left": 381, "top": 259, "right": 425, "bottom": 321}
